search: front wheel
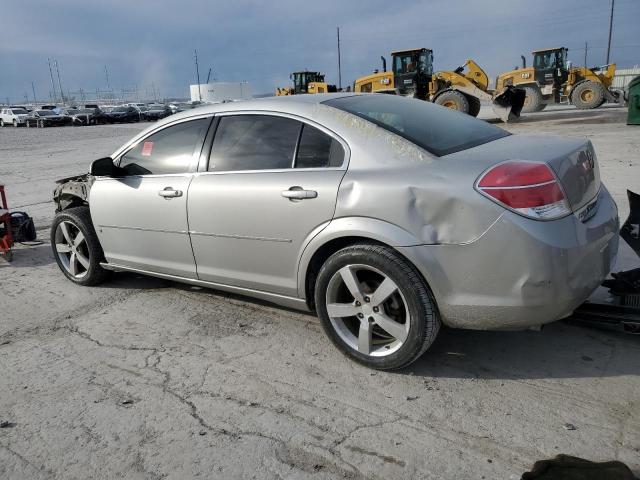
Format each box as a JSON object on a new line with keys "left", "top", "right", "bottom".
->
{"left": 51, "top": 207, "right": 110, "bottom": 286}
{"left": 315, "top": 244, "right": 440, "bottom": 370}
{"left": 520, "top": 84, "right": 544, "bottom": 113}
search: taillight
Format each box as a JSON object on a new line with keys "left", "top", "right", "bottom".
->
{"left": 475, "top": 161, "right": 570, "bottom": 220}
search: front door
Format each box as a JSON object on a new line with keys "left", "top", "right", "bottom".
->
{"left": 188, "top": 113, "right": 347, "bottom": 296}
{"left": 90, "top": 117, "right": 211, "bottom": 278}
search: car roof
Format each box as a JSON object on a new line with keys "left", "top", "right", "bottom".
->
{"left": 166, "top": 93, "right": 360, "bottom": 119}
{"left": 111, "top": 93, "right": 366, "bottom": 159}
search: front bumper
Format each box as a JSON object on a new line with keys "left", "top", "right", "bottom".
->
{"left": 399, "top": 187, "right": 619, "bottom": 330}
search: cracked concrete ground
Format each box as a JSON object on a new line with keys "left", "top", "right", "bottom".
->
{"left": 1, "top": 107, "right": 639, "bottom": 479}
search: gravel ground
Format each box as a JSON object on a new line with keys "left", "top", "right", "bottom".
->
{"left": 1, "top": 107, "right": 639, "bottom": 479}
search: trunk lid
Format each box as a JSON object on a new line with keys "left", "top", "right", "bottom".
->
{"left": 444, "top": 134, "right": 600, "bottom": 214}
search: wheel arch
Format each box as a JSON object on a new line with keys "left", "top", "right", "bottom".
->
{"left": 297, "top": 217, "right": 425, "bottom": 310}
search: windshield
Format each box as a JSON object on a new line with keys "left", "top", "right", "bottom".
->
{"left": 37, "top": 110, "right": 54, "bottom": 116}
{"left": 113, "top": 107, "right": 128, "bottom": 112}
{"left": 323, "top": 95, "right": 509, "bottom": 156}
{"left": 78, "top": 109, "right": 95, "bottom": 113}
{"left": 12, "top": 109, "right": 27, "bottom": 114}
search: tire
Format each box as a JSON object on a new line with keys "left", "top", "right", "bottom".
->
{"left": 433, "top": 90, "right": 470, "bottom": 114}
{"left": 314, "top": 244, "right": 440, "bottom": 370}
{"left": 50, "top": 206, "right": 110, "bottom": 286}
{"left": 466, "top": 94, "right": 481, "bottom": 117}
{"left": 571, "top": 81, "right": 606, "bottom": 109}
{"left": 0, "top": 120, "right": 4, "bottom": 127}
{"left": 521, "top": 84, "right": 544, "bottom": 113}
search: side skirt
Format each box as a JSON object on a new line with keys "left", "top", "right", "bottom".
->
{"left": 100, "top": 262, "right": 311, "bottom": 312}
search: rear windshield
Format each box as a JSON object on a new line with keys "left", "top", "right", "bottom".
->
{"left": 323, "top": 95, "right": 509, "bottom": 156}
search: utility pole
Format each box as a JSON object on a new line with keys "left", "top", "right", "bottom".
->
{"left": 584, "top": 42, "right": 588, "bottom": 68}
{"left": 194, "top": 49, "right": 202, "bottom": 101}
{"left": 55, "top": 60, "right": 65, "bottom": 105}
{"left": 337, "top": 27, "right": 342, "bottom": 89}
{"left": 48, "top": 58, "right": 58, "bottom": 103}
{"left": 31, "top": 81, "right": 37, "bottom": 105}
{"left": 606, "top": 0, "right": 615, "bottom": 64}
{"left": 206, "top": 67, "right": 212, "bottom": 84}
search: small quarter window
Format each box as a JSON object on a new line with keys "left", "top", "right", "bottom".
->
{"left": 209, "top": 115, "right": 300, "bottom": 171}
{"left": 295, "top": 125, "right": 344, "bottom": 168}
{"left": 119, "top": 118, "right": 209, "bottom": 175}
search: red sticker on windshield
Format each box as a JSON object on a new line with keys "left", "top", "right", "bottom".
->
{"left": 141, "top": 141, "right": 153, "bottom": 156}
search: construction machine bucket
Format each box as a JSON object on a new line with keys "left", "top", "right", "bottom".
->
{"left": 621, "top": 190, "right": 640, "bottom": 259}
{"left": 491, "top": 86, "right": 526, "bottom": 122}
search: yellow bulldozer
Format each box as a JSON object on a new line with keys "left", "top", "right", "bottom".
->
{"left": 496, "top": 47, "right": 620, "bottom": 112}
{"left": 276, "top": 71, "right": 338, "bottom": 96}
{"left": 353, "top": 48, "right": 525, "bottom": 122}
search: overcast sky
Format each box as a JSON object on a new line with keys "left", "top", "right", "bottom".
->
{"left": 2, "top": 0, "right": 639, "bottom": 102}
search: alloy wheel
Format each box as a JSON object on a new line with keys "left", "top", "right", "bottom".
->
{"left": 54, "top": 220, "right": 91, "bottom": 278}
{"left": 325, "top": 264, "right": 410, "bottom": 357}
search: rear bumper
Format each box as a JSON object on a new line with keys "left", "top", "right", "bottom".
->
{"left": 399, "top": 187, "right": 619, "bottom": 330}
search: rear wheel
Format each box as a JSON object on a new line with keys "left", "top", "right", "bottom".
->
{"left": 571, "top": 81, "right": 606, "bottom": 109}
{"left": 521, "top": 84, "right": 544, "bottom": 113}
{"left": 51, "top": 207, "right": 110, "bottom": 286}
{"left": 466, "top": 94, "right": 481, "bottom": 117}
{"left": 314, "top": 244, "right": 440, "bottom": 370}
{"left": 434, "top": 90, "right": 470, "bottom": 114}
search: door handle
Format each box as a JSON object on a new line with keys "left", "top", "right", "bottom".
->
{"left": 281, "top": 186, "right": 318, "bottom": 200}
{"left": 158, "top": 187, "right": 183, "bottom": 199}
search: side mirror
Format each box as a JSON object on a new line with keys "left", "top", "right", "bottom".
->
{"left": 90, "top": 157, "right": 119, "bottom": 177}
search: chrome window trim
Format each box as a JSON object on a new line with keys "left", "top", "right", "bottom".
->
{"left": 204, "top": 110, "right": 351, "bottom": 173}
{"left": 93, "top": 172, "right": 194, "bottom": 181}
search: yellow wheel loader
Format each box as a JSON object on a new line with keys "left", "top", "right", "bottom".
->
{"left": 353, "top": 48, "right": 525, "bottom": 122}
{"left": 276, "top": 71, "right": 337, "bottom": 96}
{"left": 496, "top": 47, "right": 620, "bottom": 112}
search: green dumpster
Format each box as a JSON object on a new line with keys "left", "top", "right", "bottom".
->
{"left": 628, "top": 75, "right": 640, "bottom": 125}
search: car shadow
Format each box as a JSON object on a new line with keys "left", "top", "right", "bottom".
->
{"left": 403, "top": 322, "right": 639, "bottom": 380}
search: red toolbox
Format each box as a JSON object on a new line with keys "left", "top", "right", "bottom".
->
{"left": 0, "top": 185, "right": 14, "bottom": 261}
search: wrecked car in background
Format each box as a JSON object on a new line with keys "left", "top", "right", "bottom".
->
{"left": 0, "top": 107, "right": 29, "bottom": 127}
{"left": 25, "top": 109, "right": 71, "bottom": 127}
{"left": 103, "top": 106, "right": 140, "bottom": 123}
{"left": 68, "top": 107, "right": 108, "bottom": 126}
{"left": 50, "top": 93, "right": 619, "bottom": 370}
{"left": 142, "top": 104, "right": 173, "bottom": 121}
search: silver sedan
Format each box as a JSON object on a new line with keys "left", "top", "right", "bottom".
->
{"left": 51, "top": 93, "right": 619, "bottom": 369}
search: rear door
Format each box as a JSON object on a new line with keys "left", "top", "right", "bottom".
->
{"left": 90, "top": 116, "right": 211, "bottom": 278}
{"left": 188, "top": 113, "right": 348, "bottom": 296}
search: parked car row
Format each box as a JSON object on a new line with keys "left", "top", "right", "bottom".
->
{"left": 0, "top": 102, "right": 185, "bottom": 128}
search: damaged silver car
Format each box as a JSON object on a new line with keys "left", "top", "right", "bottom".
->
{"left": 51, "top": 93, "right": 619, "bottom": 369}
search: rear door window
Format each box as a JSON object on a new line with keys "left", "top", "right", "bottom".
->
{"left": 295, "top": 124, "right": 344, "bottom": 168}
{"left": 119, "top": 118, "right": 210, "bottom": 175}
{"left": 209, "top": 115, "right": 300, "bottom": 171}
